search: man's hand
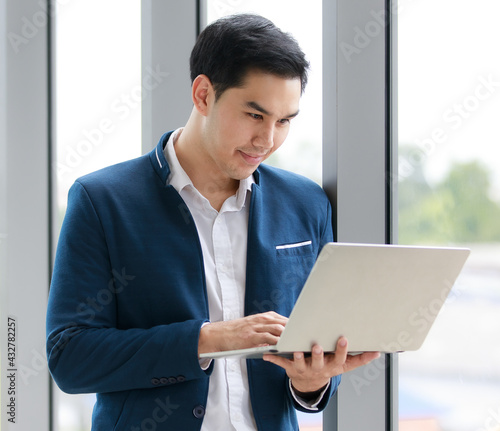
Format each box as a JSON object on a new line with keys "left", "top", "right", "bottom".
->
{"left": 198, "top": 311, "right": 288, "bottom": 356}
{"left": 263, "top": 337, "right": 380, "bottom": 394}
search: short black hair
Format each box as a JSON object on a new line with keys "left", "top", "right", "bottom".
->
{"left": 190, "top": 14, "right": 309, "bottom": 100}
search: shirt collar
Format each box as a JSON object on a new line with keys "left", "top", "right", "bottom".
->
{"left": 164, "top": 128, "right": 193, "bottom": 193}
{"left": 163, "top": 128, "right": 255, "bottom": 211}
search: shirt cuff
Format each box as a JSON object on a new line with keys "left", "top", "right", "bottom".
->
{"left": 289, "top": 379, "right": 331, "bottom": 410}
{"left": 199, "top": 321, "right": 212, "bottom": 370}
{"left": 199, "top": 357, "right": 212, "bottom": 370}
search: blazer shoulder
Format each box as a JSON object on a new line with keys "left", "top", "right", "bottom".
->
{"left": 75, "top": 153, "right": 152, "bottom": 193}
{"left": 257, "top": 164, "right": 328, "bottom": 202}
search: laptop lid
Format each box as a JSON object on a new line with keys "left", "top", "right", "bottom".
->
{"left": 276, "top": 242, "right": 470, "bottom": 353}
{"left": 200, "top": 242, "right": 470, "bottom": 359}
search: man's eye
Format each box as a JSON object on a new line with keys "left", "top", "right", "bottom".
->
{"left": 278, "top": 118, "right": 290, "bottom": 125}
{"left": 249, "top": 113, "right": 262, "bottom": 120}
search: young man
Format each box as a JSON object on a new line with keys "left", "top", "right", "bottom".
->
{"left": 46, "top": 14, "right": 378, "bottom": 431}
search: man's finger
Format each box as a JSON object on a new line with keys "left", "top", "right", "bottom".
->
{"left": 332, "top": 336, "right": 348, "bottom": 366}
{"left": 344, "top": 351, "right": 381, "bottom": 373}
{"left": 292, "top": 351, "right": 307, "bottom": 374}
{"left": 310, "top": 344, "right": 325, "bottom": 371}
{"left": 255, "top": 322, "right": 286, "bottom": 336}
{"left": 263, "top": 354, "right": 292, "bottom": 370}
{"left": 256, "top": 311, "right": 289, "bottom": 325}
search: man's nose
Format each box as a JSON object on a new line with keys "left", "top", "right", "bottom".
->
{"left": 255, "top": 125, "right": 274, "bottom": 149}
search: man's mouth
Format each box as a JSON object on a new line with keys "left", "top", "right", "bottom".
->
{"left": 239, "top": 151, "right": 267, "bottom": 165}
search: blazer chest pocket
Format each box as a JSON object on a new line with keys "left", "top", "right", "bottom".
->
{"left": 275, "top": 240, "right": 314, "bottom": 258}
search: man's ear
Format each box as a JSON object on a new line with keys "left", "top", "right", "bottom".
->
{"left": 192, "top": 74, "right": 215, "bottom": 116}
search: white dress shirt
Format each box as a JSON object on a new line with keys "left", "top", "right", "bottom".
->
{"left": 164, "top": 128, "right": 327, "bottom": 431}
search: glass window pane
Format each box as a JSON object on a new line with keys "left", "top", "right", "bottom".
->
{"left": 398, "top": 1, "right": 500, "bottom": 430}
{"left": 205, "top": 2, "right": 323, "bottom": 429}
{"left": 53, "top": 1, "right": 141, "bottom": 429}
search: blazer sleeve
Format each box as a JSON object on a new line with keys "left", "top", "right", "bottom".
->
{"left": 46, "top": 181, "right": 213, "bottom": 395}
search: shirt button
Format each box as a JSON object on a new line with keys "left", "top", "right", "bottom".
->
{"left": 151, "top": 378, "right": 160, "bottom": 386}
{"left": 192, "top": 405, "right": 205, "bottom": 419}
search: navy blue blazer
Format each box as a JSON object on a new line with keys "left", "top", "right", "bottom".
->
{"left": 46, "top": 131, "right": 340, "bottom": 430}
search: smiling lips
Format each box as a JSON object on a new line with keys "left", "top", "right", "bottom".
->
{"left": 239, "top": 150, "right": 268, "bottom": 165}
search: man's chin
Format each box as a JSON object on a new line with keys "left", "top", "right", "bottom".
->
{"left": 230, "top": 166, "right": 258, "bottom": 182}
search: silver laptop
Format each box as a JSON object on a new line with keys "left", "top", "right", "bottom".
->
{"left": 199, "top": 242, "right": 470, "bottom": 359}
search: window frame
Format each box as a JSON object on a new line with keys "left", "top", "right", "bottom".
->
{"left": 1, "top": 1, "right": 52, "bottom": 430}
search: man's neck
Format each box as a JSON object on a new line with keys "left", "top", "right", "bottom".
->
{"left": 174, "top": 127, "right": 239, "bottom": 212}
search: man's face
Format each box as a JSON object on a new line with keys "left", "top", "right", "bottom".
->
{"left": 201, "top": 70, "right": 302, "bottom": 181}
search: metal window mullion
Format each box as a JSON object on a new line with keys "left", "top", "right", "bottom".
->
{"left": 387, "top": 0, "right": 399, "bottom": 429}
{"left": 1, "top": 1, "right": 51, "bottom": 430}
{"left": 141, "top": 0, "right": 198, "bottom": 155}
{"left": 322, "top": 0, "right": 397, "bottom": 429}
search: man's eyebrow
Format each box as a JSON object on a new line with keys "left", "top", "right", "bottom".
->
{"left": 245, "top": 101, "right": 300, "bottom": 119}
